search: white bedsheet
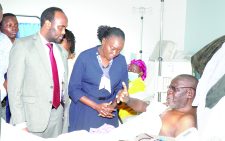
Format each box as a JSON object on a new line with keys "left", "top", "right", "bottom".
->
{"left": 1, "top": 101, "right": 166, "bottom": 141}
{"left": 108, "top": 101, "right": 165, "bottom": 140}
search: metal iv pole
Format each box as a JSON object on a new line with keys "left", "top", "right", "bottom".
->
{"left": 158, "top": 0, "right": 164, "bottom": 102}
{"left": 134, "top": 6, "right": 150, "bottom": 60}
{"left": 139, "top": 7, "right": 145, "bottom": 60}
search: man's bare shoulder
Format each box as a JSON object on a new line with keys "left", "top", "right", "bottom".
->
{"left": 160, "top": 108, "right": 197, "bottom": 137}
{"left": 175, "top": 110, "right": 197, "bottom": 136}
{"left": 179, "top": 113, "right": 196, "bottom": 126}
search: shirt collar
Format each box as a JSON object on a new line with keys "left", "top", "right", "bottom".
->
{"left": 38, "top": 32, "right": 52, "bottom": 46}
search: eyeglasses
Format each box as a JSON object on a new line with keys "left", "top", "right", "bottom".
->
{"left": 167, "top": 85, "right": 196, "bottom": 92}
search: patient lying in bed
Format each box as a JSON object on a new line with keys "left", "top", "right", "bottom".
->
{"left": 116, "top": 74, "right": 198, "bottom": 139}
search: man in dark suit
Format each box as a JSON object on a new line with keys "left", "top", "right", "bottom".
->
{"left": 7, "top": 7, "right": 70, "bottom": 138}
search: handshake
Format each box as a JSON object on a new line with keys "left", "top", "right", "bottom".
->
{"left": 97, "top": 82, "right": 130, "bottom": 118}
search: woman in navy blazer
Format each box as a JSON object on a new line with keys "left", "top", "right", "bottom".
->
{"left": 68, "top": 25, "right": 128, "bottom": 132}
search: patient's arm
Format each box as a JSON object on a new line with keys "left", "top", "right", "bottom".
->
{"left": 126, "top": 97, "right": 148, "bottom": 113}
{"left": 116, "top": 82, "right": 148, "bottom": 112}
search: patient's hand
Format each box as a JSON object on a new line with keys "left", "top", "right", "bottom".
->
{"left": 116, "top": 82, "right": 130, "bottom": 103}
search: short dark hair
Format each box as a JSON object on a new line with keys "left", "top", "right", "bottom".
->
{"left": 64, "top": 29, "right": 76, "bottom": 53}
{"left": 40, "top": 7, "right": 64, "bottom": 27}
{"left": 0, "top": 13, "right": 17, "bottom": 28}
{"left": 97, "top": 25, "right": 125, "bottom": 43}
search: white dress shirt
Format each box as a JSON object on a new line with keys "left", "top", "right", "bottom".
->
{"left": 0, "top": 32, "right": 12, "bottom": 101}
{"left": 39, "top": 33, "right": 65, "bottom": 102}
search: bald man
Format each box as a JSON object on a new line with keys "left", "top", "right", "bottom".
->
{"left": 117, "top": 74, "right": 198, "bottom": 138}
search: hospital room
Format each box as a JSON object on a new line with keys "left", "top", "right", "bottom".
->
{"left": 1, "top": 0, "right": 225, "bottom": 140}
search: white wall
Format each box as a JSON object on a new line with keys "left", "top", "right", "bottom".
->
{"left": 1, "top": 0, "right": 186, "bottom": 64}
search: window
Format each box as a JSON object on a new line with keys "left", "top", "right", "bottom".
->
{"left": 16, "top": 15, "right": 40, "bottom": 38}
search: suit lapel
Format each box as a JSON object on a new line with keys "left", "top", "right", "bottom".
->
{"left": 55, "top": 44, "right": 69, "bottom": 102}
{"left": 33, "top": 33, "right": 52, "bottom": 79}
{"left": 56, "top": 44, "right": 68, "bottom": 81}
{"left": 56, "top": 44, "right": 68, "bottom": 71}
{"left": 32, "top": 34, "right": 69, "bottom": 89}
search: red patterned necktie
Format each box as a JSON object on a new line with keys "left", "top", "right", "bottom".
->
{"left": 46, "top": 43, "right": 60, "bottom": 108}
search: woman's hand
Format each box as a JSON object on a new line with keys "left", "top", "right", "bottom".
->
{"left": 96, "top": 102, "right": 116, "bottom": 118}
{"left": 79, "top": 96, "right": 116, "bottom": 118}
